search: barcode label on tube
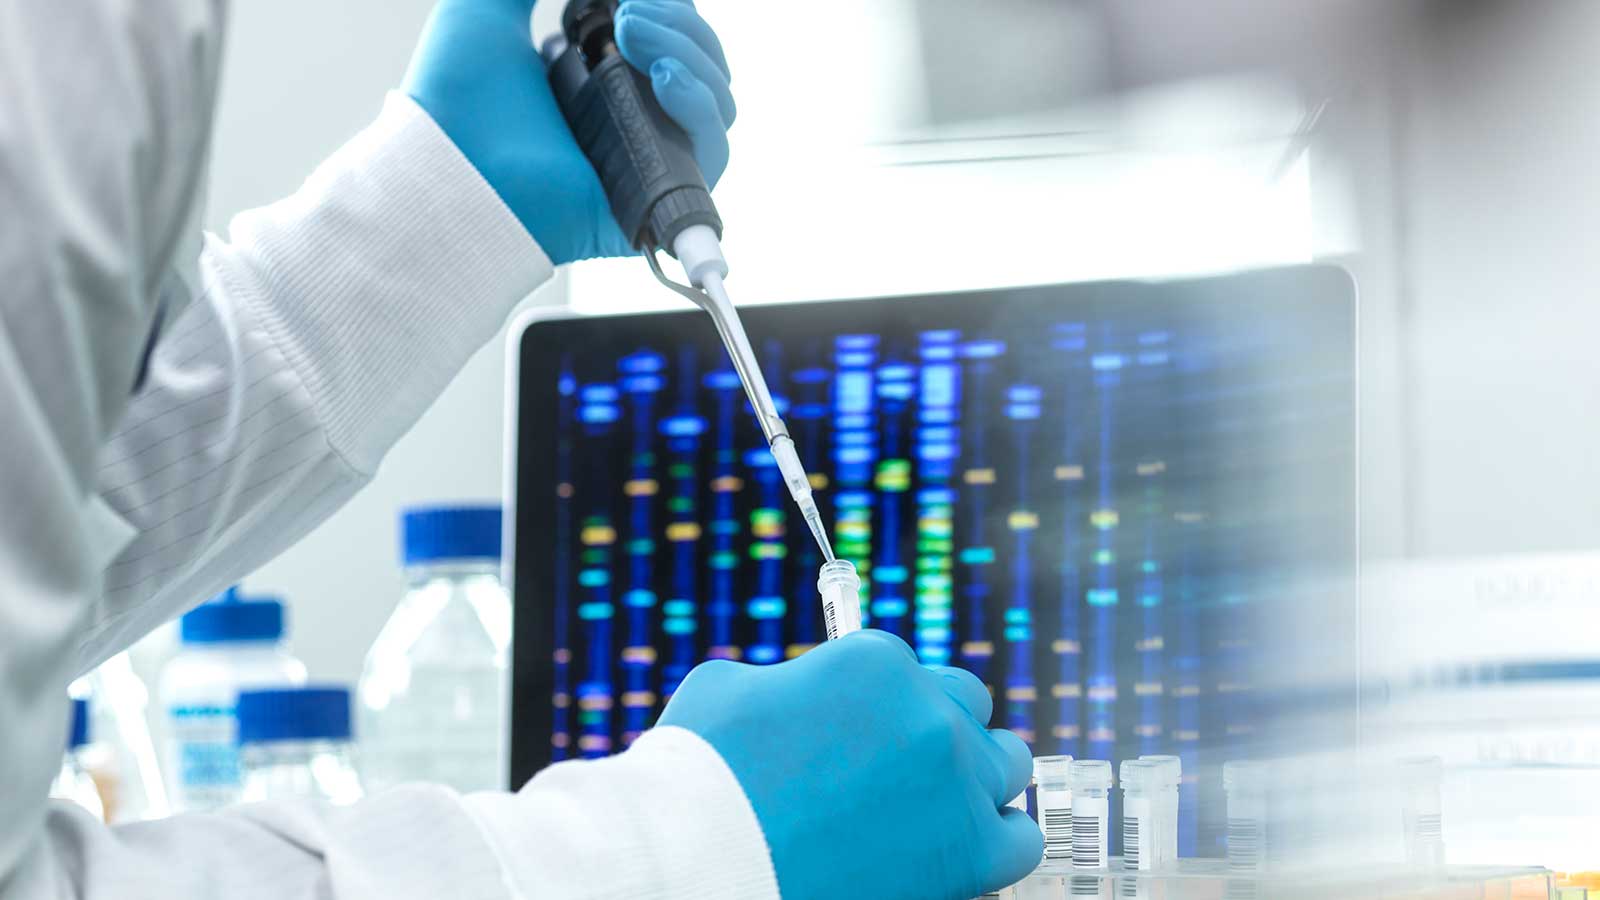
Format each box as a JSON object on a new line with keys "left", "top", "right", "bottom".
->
{"left": 1071, "top": 814, "right": 1104, "bottom": 868}
{"left": 1125, "top": 796, "right": 1152, "bottom": 870}
{"left": 1227, "top": 818, "right": 1262, "bottom": 871}
{"left": 823, "top": 600, "right": 841, "bottom": 640}
{"left": 1416, "top": 813, "right": 1442, "bottom": 840}
{"left": 1043, "top": 809, "right": 1073, "bottom": 861}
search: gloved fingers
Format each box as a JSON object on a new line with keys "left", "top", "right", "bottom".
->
{"left": 462, "top": 0, "right": 536, "bottom": 28}
{"left": 843, "top": 628, "right": 920, "bottom": 664}
{"left": 976, "top": 806, "right": 1047, "bottom": 893}
{"left": 649, "top": 59, "right": 730, "bottom": 185}
{"left": 616, "top": 8, "right": 737, "bottom": 127}
{"left": 929, "top": 665, "right": 993, "bottom": 726}
{"left": 987, "top": 727, "right": 1035, "bottom": 807}
{"left": 619, "top": 0, "right": 730, "bottom": 81}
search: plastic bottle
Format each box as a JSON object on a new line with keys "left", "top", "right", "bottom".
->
{"left": 75, "top": 651, "right": 169, "bottom": 822}
{"left": 358, "top": 505, "right": 509, "bottom": 793}
{"left": 50, "top": 698, "right": 105, "bottom": 820}
{"left": 160, "top": 590, "right": 306, "bottom": 811}
{"left": 238, "top": 686, "right": 363, "bottom": 805}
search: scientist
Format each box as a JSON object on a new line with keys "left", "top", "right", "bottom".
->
{"left": 0, "top": 1, "right": 1041, "bottom": 898}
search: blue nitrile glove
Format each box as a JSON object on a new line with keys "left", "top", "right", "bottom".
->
{"left": 658, "top": 630, "right": 1044, "bottom": 900}
{"left": 404, "top": 0, "right": 735, "bottom": 264}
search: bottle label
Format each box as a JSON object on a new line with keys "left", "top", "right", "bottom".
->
{"left": 168, "top": 703, "right": 241, "bottom": 808}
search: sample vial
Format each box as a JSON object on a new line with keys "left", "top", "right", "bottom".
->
{"left": 1223, "top": 761, "right": 1268, "bottom": 873}
{"left": 1120, "top": 760, "right": 1159, "bottom": 871}
{"left": 1399, "top": 756, "right": 1445, "bottom": 867}
{"left": 1139, "top": 754, "right": 1181, "bottom": 865}
{"left": 1034, "top": 755, "right": 1074, "bottom": 863}
{"left": 817, "top": 559, "right": 862, "bottom": 640}
{"left": 1069, "top": 760, "right": 1114, "bottom": 870}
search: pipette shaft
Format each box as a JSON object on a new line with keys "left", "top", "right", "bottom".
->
{"left": 544, "top": 1, "right": 834, "bottom": 563}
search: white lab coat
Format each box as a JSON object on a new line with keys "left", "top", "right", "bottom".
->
{"left": 0, "top": 2, "right": 779, "bottom": 898}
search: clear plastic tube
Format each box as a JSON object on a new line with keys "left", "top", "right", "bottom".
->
{"left": 1120, "top": 759, "right": 1159, "bottom": 871}
{"left": 1069, "top": 760, "right": 1113, "bottom": 870}
{"left": 1224, "top": 761, "right": 1268, "bottom": 873}
{"left": 1399, "top": 756, "right": 1445, "bottom": 867}
{"left": 1139, "top": 754, "right": 1181, "bottom": 865}
{"left": 816, "top": 559, "right": 862, "bottom": 640}
{"left": 1034, "top": 755, "right": 1074, "bottom": 863}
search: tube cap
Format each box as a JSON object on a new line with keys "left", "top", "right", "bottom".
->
{"left": 236, "top": 687, "right": 351, "bottom": 745}
{"left": 1121, "top": 758, "right": 1160, "bottom": 788}
{"left": 1034, "top": 754, "right": 1073, "bottom": 791}
{"left": 1070, "top": 759, "right": 1114, "bottom": 790}
{"left": 401, "top": 505, "right": 503, "bottom": 565}
{"left": 68, "top": 697, "right": 90, "bottom": 750}
{"left": 180, "top": 596, "right": 285, "bottom": 644}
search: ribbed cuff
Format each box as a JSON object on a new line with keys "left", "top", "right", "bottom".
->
{"left": 463, "top": 726, "right": 780, "bottom": 900}
{"left": 222, "top": 92, "right": 553, "bottom": 473}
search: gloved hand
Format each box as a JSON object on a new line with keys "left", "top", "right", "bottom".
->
{"left": 659, "top": 631, "right": 1044, "bottom": 900}
{"left": 404, "top": 0, "right": 735, "bottom": 264}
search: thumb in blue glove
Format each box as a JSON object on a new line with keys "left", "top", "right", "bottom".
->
{"left": 658, "top": 630, "right": 1044, "bottom": 900}
{"left": 404, "top": 0, "right": 734, "bottom": 265}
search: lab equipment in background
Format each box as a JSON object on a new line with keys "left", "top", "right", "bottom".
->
{"left": 544, "top": 0, "right": 835, "bottom": 566}
{"left": 1400, "top": 756, "right": 1446, "bottom": 868}
{"left": 1120, "top": 760, "right": 1158, "bottom": 871}
{"left": 1070, "top": 760, "right": 1113, "bottom": 870}
{"left": 160, "top": 590, "right": 306, "bottom": 812}
{"left": 1035, "top": 755, "right": 1073, "bottom": 863}
{"left": 1224, "top": 762, "right": 1267, "bottom": 874}
{"left": 238, "top": 686, "right": 362, "bottom": 805}
{"left": 816, "top": 559, "right": 862, "bottom": 640}
{"left": 359, "top": 505, "right": 509, "bottom": 793}
{"left": 1139, "top": 755, "right": 1181, "bottom": 866}
{"left": 50, "top": 698, "right": 104, "bottom": 820}
{"left": 74, "top": 651, "right": 169, "bottom": 822}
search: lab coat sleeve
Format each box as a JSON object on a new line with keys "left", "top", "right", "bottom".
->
{"left": 81, "top": 92, "right": 553, "bottom": 666}
{"left": 5, "top": 726, "right": 777, "bottom": 900}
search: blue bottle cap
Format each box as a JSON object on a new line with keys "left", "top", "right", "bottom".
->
{"left": 68, "top": 697, "right": 90, "bottom": 750}
{"left": 180, "top": 595, "right": 285, "bottom": 644}
{"left": 236, "top": 687, "right": 351, "bottom": 745}
{"left": 400, "top": 504, "right": 503, "bottom": 566}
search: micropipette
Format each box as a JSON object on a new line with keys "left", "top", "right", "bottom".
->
{"left": 545, "top": 0, "right": 836, "bottom": 563}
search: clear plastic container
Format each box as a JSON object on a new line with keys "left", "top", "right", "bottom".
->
{"left": 1070, "top": 760, "right": 1114, "bottom": 870}
{"left": 50, "top": 697, "right": 104, "bottom": 820}
{"left": 358, "top": 505, "right": 509, "bottom": 793}
{"left": 1121, "top": 760, "right": 1159, "bottom": 871}
{"left": 1398, "top": 756, "right": 1445, "bottom": 868}
{"left": 238, "top": 687, "right": 362, "bottom": 805}
{"left": 73, "top": 651, "right": 169, "bottom": 822}
{"left": 1223, "top": 761, "right": 1268, "bottom": 874}
{"left": 1139, "top": 754, "right": 1182, "bottom": 866}
{"left": 1035, "top": 754, "right": 1074, "bottom": 863}
{"left": 817, "top": 559, "right": 862, "bottom": 639}
{"left": 160, "top": 589, "right": 306, "bottom": 811}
